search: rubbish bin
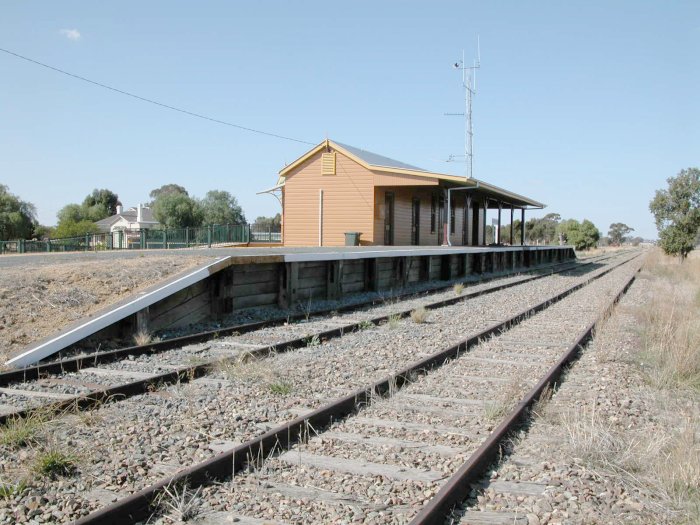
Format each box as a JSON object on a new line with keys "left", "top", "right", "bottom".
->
{"left": 344, "top": 232, "right": 361, "bottom": 246}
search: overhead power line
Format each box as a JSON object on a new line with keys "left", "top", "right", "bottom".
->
{"left": 0, "top": 47, "right": 315, "bottom": 145}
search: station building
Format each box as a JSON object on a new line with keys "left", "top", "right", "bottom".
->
{"left": 261, "top": 139, "right": 544, "bottom": 247}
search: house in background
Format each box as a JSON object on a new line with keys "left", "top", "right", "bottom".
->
{"left": 264, "top": 139, "right": 544, "bottom": 247}
{"left": 95, "top": 204, "right": 159, "bottom": 234}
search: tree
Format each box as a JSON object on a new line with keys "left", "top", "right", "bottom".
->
{"left": 253, "top": 213, "right": 281, "bottom": 229}
{"left": 485, "top": 225, "right": 495, "bottom": 245}
{"left": 578, "top": 219, "right": 601, "bottom": 250}
{"left": 0, "top": 185, "right": 37, "bottom": 240}
{"left": 557, "top": 218, "right": 600, "bottom": 250}
{"left": 53, "top": 219, "right": 101, "bottom": 238}
{"left": 649, "top": 168, "right": 700, "bottom": 261}
{"left": 82, "top": 188, "right": 120, "bottom": 219}
{"left": 33, "top": 224, "right": 54, "bottom": 240}
{"left": 56, "top": 203, "right": 85, "bottom": 225}
{"left": 499, "top": 219, "right": 523, "bottom": 245}
{"left": 525, "top": 213, "right": 560, "bottom": 245}
{"left": 149, "top": 184, "right": 188, "bottom": 204}
{"left": 201, "top": 190, "right": 246, "bottom": 225}
{"left": 54, "top": 188, "right": 120, "bottom": 238}
{"left": 608, "top": 223, "right": 634, "bottom": 246}
{"left": 152, "top": 192, "right": 204, "bottom": 229}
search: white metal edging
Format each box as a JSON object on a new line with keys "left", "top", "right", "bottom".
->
{"left": 5, "top": 256, "right": 232, "bottom": 369}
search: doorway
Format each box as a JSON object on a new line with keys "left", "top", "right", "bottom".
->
{"left": 471, "top": 202, "right": 480, "bottom": 246}
{"left": 411, "top": 198, "right": 420, "bottom": 245}
{"left": 463, "top": 195, "right": 469, "bottom": 245}
{"left": 384, "top": 192, "right": 395, "bottom": 245}
{"left": 438, "top": 194, "right": 445, "bottom": 245}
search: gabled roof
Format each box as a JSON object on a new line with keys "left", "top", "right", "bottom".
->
{"left": 277, "top": 139, "right": 545, "bottom": 208}
{"left": 95, "top": 215, "right": 122, "bottom": 228}
{"left": 279, "top": 139, "right": 462, "bottom": 182}
{"left": 95, "top": 207, "right": 158, "bottom": 229}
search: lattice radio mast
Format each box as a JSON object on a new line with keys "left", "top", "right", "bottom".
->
{"left": 445, "top": 40, "right": 481, "bottom": 179}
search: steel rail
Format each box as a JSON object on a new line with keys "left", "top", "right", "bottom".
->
{"left": 72, "top": 253, "right": 640, "bottom": 525}
{"left": 408, "top": 260, "right": 643, "bottom": 525}
{"left": 0, "top": 255, "right": 624, "bottom": 427}
{"left": 0, "top": 252, "right": 621, "bottom": 387}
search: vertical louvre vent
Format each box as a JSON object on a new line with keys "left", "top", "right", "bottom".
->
{"left": 321, "top": 152, "right": 336, "bottom": 175}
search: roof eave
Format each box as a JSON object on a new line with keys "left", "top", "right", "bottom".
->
{"left": 472, "top": 178, "right": 545, "bottom": 208}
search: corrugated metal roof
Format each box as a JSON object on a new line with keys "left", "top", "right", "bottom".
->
{"left": 334, "top": 141, "right": 428, "bottom": 172}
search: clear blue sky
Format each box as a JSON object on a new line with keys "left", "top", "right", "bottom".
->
{"left": 1, "top": 1, "right": 698, "bottom": 239}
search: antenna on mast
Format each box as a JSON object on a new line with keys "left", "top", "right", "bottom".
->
{"left": 444, "top": 39, "right": 481, "bottom": 179}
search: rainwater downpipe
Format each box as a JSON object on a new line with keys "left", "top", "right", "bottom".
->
{"left": 445, "top": 183, "right": 479, "bottom": 247}
{"left": 318, "top": 189, "right": 323, "bottom": 247}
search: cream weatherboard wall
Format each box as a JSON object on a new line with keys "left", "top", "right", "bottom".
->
{"left": 282, "top": 148, "right": 376, "bottom": 247}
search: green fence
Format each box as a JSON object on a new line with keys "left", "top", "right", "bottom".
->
{"left": 0, "top": 223, "right": 260, "bottom": 254}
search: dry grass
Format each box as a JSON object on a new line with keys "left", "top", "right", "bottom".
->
{"left": 558, "top": 403, "right": 700, "bottom": 523}
{"left": 216, "top": 351, "right": 294, "bottom": 396}
{"left": 154, "top": 481, "right": 202, "bottom": 523}
{"left": 133, "top": 329, "right": 154, "bottom": 346}
{"left": 410, "top": 306, "right": 429, "bottom": 324}
{"left": 387, "top": 312, "right": 402, "bottom": 329}
{"left": 553, "top": 249, "right": 700, "bottom": 522}
{"left": 575, "top": 245, "right": 630, "bottom": 259}
{"left": 216, "top": 352, "right": 277, "bottom": 385}
{"left": 453, "top": 283, "right": 465, "bottom": 295}
{"left": 530, "top": 383, "right": 554, "bottom": 419}
{"left": 636, "top": 250, "right": 700, "bottom": 391}
{"left": 559, "top": 404, "right": 649, "bottom": 472}
{"left": 652, "top": 422, "right": 700, "bottom": 518}
{"left": 483, "top": 380, "right": 522, "bottom": 421}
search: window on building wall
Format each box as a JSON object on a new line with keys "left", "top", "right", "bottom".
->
{"left": 450, "top": 201, "right": 456, "bottom": 234}
{"left": 430, "top": 195, "right": 437, "bottom": 233}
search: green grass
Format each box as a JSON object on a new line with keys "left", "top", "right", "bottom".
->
{"left": 305, "top": 334, "right": 320, "bottom": 347}
{"left": 0, "top": 480, "right": 27, "bottom": 500}
{"left": 268, "top": 381, "right": 293, "bottom": 396}
{"left": 0, "top": 414, "right": 44, "bottom": 449}
{"left": 32, "top": 449, "right": 78, "bottom": 479}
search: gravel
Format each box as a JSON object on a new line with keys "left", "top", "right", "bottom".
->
{"left": 0, "top": 253, "right": 637, "bottom": 523}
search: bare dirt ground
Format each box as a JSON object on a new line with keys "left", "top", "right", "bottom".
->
{"left": 0, "top": 254, "right": 213, "bottom": 366}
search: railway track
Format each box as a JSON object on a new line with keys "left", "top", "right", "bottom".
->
{"left": 0, "top": 252, "right": 625, "bottom": 427}
{"left": 0, "top": 252, "right": 636, "bottom": 523}
{"left": 12, "top": 252, "right": 641, "bottom": 524}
